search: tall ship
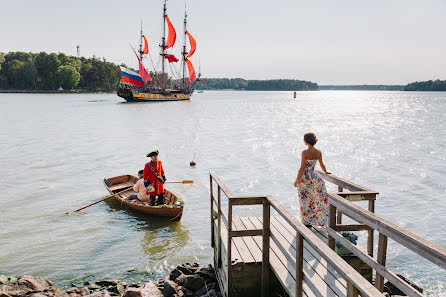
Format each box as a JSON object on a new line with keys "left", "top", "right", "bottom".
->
{"left": 117, "top": 1, "right": 199, "bottom": 102}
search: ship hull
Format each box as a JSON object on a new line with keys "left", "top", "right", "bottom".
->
{"left": 117, "top": 83, "right": 192, "bottom": 102}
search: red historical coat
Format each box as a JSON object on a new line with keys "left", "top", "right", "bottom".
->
{"left": 143, "top": 160, "right": 165, "bottom": 196}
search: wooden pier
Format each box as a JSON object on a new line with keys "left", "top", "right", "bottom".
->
{"left": 209, "top": 171, "right": 446, "bottom": 297}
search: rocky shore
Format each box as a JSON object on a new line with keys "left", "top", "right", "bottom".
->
{"left": 0, "top": 263, "right": 221, "bottom": 297}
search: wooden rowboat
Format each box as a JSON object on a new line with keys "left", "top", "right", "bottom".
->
{"left": 103, "top": 175, "right": 183, "bottom": 221}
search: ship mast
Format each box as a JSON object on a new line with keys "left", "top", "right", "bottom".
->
{"left": 182, "top": 8, "right": 187, "bottom": 90}
{"left": 160, "top": 0, "right": 167, "bottom": 89}
{"left": 139, "top": 20, "right": 143, "bottom": 60}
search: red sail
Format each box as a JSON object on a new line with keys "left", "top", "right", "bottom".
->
{"left": 133, "top": 49, "right": 152, "bottom": 82}
{"left": 165, "top": 54, "right": 179, "bottom": 63}
{"left": 143, "top": 35, "right": 149, "bottom": 54}
{"left": 186, "top": 31, "right": 196, "bottom": 58}
{"left": 165, "top": 16, "right": 176, "bottom": 49}
{"left": 185, "top": 59, "right": 196, "bottom": 83}
{"left": 186, "top": 31, "right": 197, "bottom": 59}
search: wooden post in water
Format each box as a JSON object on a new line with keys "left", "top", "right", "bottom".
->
{"left": 261, "top": 199, "right": 271, "bottom": 297}
{"left": 328, "top": 204, "right": 337, "bottom": 250}
{"left": 227, "top": 200, "right": 233, "bottom": 295}
{"left": 375, "top": 233, "right": 388, "bottom": 292}
{"left": 217, "top": 185, "right": 222, "bottom": 268}
{"left": 337, "top": 186, "right": 343, "bottom": 224}
{"left": 294, "top": 91, "right": 296, "bottom": 98}
{"left": 368, "top": 198, "right": 375, "bottom": 256}
{"left": 296, "top": 232, "right": 304, "bottom": 297}
{"left": 210, "top": 176, "right": 214, "bottom": 248}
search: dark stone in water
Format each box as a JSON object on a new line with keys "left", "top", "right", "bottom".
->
{"left": 196, "top": 265, "right": 216, "bottom": 280}
{"left": 174, "top": 275, "right": 204, "bottom": 292}
{"left": 197, "top": 289, "right": 217, "bottom": 297}
{"left": 83, "top": 282, "right": 90, "bottom": 286}
{"left": 88, "top": 284, "right": 101, "bottom": 291}
{"left": 194, "top": 282, "right": 218, "bottom": 297}
{"left": 66, "top": 286, "right": 90, "bottom": 296}
{"left": 95, "top": 281, "right": 118, "bottom": 287}
{"left": 161, "top": 280, "right": 178, "bottom": 297}
{"left": 384, "top": 274, "right": 423, "bottom": 296}
{"left": 84, "top": 290, "right": 111, "bottom": 297}
{"left": 169, "top": 269, "right": 182, "bottom": 281}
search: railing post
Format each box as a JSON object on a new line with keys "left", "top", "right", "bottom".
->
{"left": 367, "top": 199, "right": 375, "bottom": 257}
{"left": 328, "top": 204, "right": 337, "bottom": 250}
{"left": 347, "top": 282, "right": 359, "bottom": 297}
{"left": 337, "top": 186, "right": 343, "bottom": 224}
{"left": 375, "top": 233, "right": 388, "bottom": 292}
{"left": 227, "top": 199, "right": 233, "bottom": 295}
{"left": 210, "top": 176, "right": 214, "bottom": 248}
{"left": 295, "top": 232, "right": 304, "bottom": 297}
{"left": 217, "top": 185, "right": 222, "bottom": 268}
{"left": 262, "top": 199, "right": 270, "bottom": 297}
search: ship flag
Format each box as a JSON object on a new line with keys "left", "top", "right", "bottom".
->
{"left": 120, "top": 66, "right": 144, "bottom": 87}
{"left": 132, "top": 48, "right": 152, "bottom": 82}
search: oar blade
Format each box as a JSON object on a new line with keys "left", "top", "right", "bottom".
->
{"left": 182, "top": 180, "right": 194, "bottom": 184}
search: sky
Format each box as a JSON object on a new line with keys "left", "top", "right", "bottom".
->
{"left": 1, "top": 0, "right": 445, "bottom": 85}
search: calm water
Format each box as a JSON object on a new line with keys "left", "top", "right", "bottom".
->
{"left": 0, "top": 91, "right": 445, "bottom": 294}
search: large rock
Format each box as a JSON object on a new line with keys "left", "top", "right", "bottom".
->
{"left": 161, "top": 280, "right": 178, "bottom": 297}
{"left": 197, "top": 289, "right": 217, "bottom": 297}
{"left": 0, "top": 275, "right": 7, "bottom": 285}
{"left": 84, "top": 290, "right": 111, "bottom": 297}
{"left": 174, "top": 275, "right": 204, "bottom": 292}
{"left": 66, "top": 287, "right": 90, "bottom": 296}
{"left": 193, "top": 282, "right": 218, "bottom": 297}
{"left": 94, "top": 281, "right": 118, "bottom": 288}
{"left": 384, "top": 274, "right": 423, "bottom": 296}
{"left": 196, "top": 266, "right": 216, "bottom": 281}
{"left": 168, "top": 269, "right": 183, "bottom": 281}
{"left": 122, "top": 282, "right": 162, "bottom": 297}
{"left": 0, "top": 293, "right": 12, "bottom": 297}
{"left": 2, "top": 275, "right": 55, "bottom": 296}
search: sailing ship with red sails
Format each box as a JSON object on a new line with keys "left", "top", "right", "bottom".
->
{"left": 117, "top": 1, "right": 199, "bottom": 102}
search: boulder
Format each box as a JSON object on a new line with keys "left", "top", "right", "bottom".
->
{"left": 161, "top": 280, "right": 178, "bottom": 297}
{"left": 193, "top": 282, "right": 218, "bottom": 297}
{"left": 2, "top": 275, "right": 55, "bottom": 296}
{"left": 384, "top": 274, "right": 423, "bottom": 296}
{"left": 94, "top": 281, "right": 118, "bottom": 287}
{"left": 176, "top": 286, "right": 193, "bottom": 297}
{"left": 168, "top": 269, "right": 182, "bottom": 281}
{"left": 66, "top": 287, "right": 90, "bottom": 296}
{"left": 0, "top": 275, "right": 7, "bottom": 285}
{"left": 0, "top": 293, "right": 12, "bottom": 297}
{"left": 28, "top": 294, "right": 53, "bottom": 297}
{"left": 174, "top": 275, "right": 204, "bottom": 292}
{"left": 54, "top": 290, "right": 70, "bottom": 297}
{"left": 122, "top": 282, "right": 162, "bottom": 297}
{"left": 196, "top": 266, "right": 216, "bottom": 281}
{"left": 87, "top": 284, "right": 101, "bottom": 291}
{"left": 197, "top": 289, "right": 217, "bottom": 297}
{"left": 84, "top": 290, "right": 111, "bottom": 297}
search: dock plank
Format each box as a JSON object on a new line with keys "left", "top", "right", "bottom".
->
{"left": 233, "top": 218, "right": 263, "bottom": 263}
{"left": 216, "top": 218, "right": 242, "bottom": 263}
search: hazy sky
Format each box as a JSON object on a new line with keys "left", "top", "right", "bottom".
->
{"left": 1, "top": 0, "right": 445, "bottom": 84}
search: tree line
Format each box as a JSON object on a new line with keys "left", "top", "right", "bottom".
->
{"left": 194, "top": 78, "right": 319, "bottom": 91}
{"left": 0, "top": 51, "right": 120, "bottom": 92}
{"left": 404, "top": 80, "right": 446, "bottom": 91}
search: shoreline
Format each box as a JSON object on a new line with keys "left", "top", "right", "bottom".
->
{"left": 0, "top": 263, "right": 222, "bottom": 297}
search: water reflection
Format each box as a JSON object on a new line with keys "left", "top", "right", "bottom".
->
{"left": 104, "top": 198, "right": 190, "bottom": 260}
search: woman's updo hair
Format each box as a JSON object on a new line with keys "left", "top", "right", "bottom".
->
{"left": 304, "top": 132, "right": 318, "bottom": 146}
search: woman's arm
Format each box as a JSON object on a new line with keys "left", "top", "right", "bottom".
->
{"left": 318, "top": 151, "right": 331, "bottom": 174}
{"left": 294, "top": 152, "right": 306, "bottom": 187}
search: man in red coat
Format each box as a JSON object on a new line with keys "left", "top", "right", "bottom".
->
{"left": 143, "top": 150, "right": 166, "bottom": 205}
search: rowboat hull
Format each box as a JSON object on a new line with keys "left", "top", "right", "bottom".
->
{"left": 103, "top": 175, "right": 183, "bottom": 221}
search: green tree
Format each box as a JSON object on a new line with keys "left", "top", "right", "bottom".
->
{"left": 57, "top": 65, "right": 81, "bottom": 89}
{"left": 34, "top": 52, "right": 61, "bottom": 90}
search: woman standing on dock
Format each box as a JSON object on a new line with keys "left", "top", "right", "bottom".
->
{"left": 294, "top": 132, "right": 330, "bottom": 227}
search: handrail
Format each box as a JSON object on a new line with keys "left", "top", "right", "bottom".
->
{"left": 328, "top": 193, "right": 446, "bottom": 269}
{"left": 315, "top": 170, "right": 376, "bottom": 192}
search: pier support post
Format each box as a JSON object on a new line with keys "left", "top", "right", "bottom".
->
{"left": 261, "top": 199, "right": 270, "bottom": 297}
{"left": 367, "top": 199, "right": 375, "bottom": 257}
{"left": 227, "top": 200, "right": 233, "bottom": 295}
{"left": 217, "top": 186, "right": 222, "bottom": 268}
{"left": 375, "top": 233, "right": 388, "bottom": 292}
{"left": 296, "top": 232, "right": 304, "bottom": 297}
{"left": 210, "top": 176, "right": 214, "bottom": 247}
{"left": 337, "top": 186, "right": 343, "bottom": 224}
{"left": 347, "top": 282, "right": 359, "bottom": 297}
{"left": 328, "top": 204, "right": 337, "bottom": 250}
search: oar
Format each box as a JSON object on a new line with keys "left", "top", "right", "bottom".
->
{"left": 65, "top": 187, "right": 133, "bottom": 215}
{"left": 165, "top": 180, "right": 193, "bottom": 184}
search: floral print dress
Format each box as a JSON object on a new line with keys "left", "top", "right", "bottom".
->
{"left": 298, "top": 160, "right": 329, "bottom": 226}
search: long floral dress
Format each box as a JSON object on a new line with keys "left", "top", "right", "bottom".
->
{"left": 298, "top": 160, "right": 329, "bottom": 226}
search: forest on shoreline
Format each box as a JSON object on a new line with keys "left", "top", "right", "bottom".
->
{"left": 1, "top": 51, "right": 445, "bottom": 92}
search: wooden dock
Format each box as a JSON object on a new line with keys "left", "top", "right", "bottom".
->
{"left": 209, "top": 172, "right": 446, "bottom": 297}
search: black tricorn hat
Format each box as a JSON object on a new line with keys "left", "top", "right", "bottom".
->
{"left": 146, "top": 150, "right": 159, "bottom": 157}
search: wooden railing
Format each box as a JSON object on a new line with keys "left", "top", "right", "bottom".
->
{"left": 316, "top": 171, "right": 446, "bottom": 297}
{"left": 210, "top": 172, "right": 384, "bottom": 297}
